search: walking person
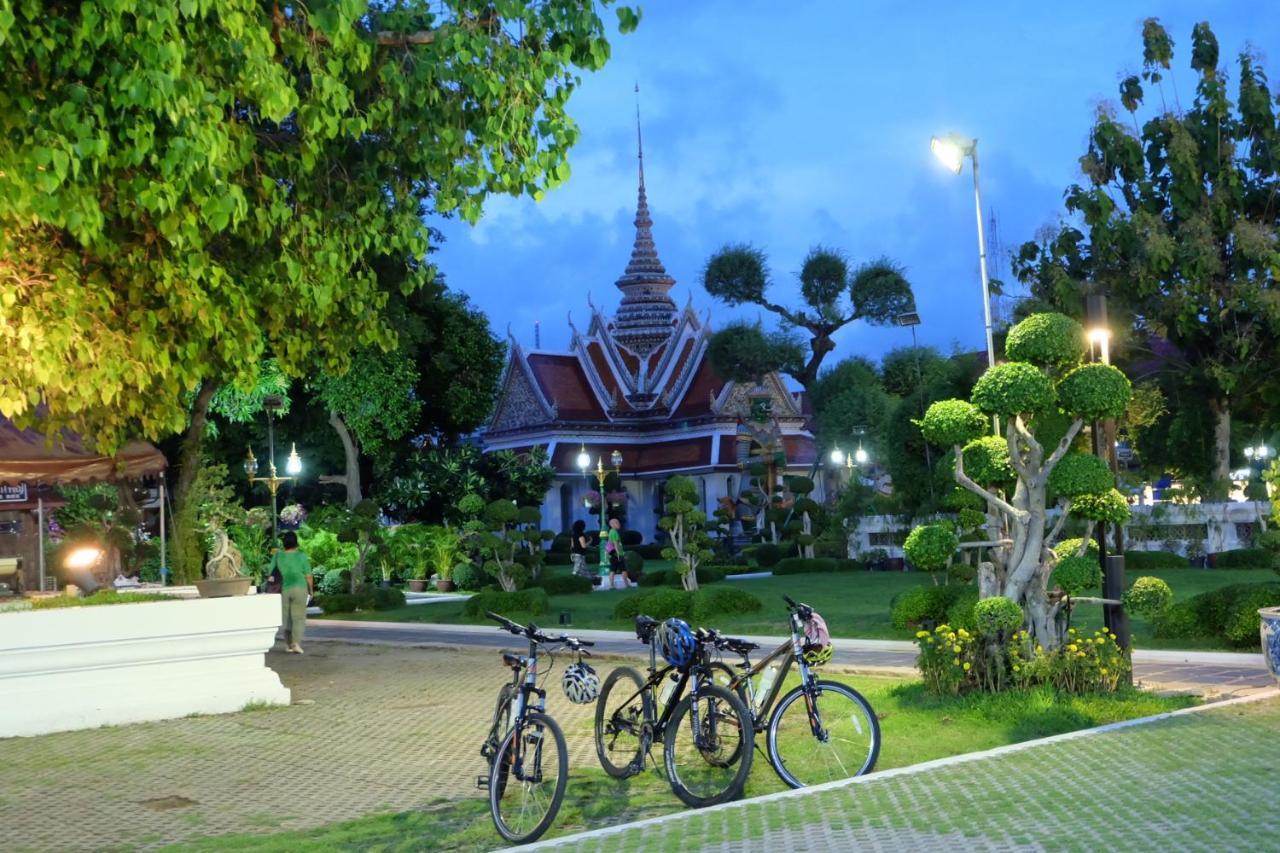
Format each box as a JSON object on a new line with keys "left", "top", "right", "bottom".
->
{"left": 605, "top": 517, "right": 630, "bottom": 590}
{"left": 570, "top": 520, "right": 592, "bottom": 579}
{"left": 272, "top": 531, "right": 313, "bottom": 654}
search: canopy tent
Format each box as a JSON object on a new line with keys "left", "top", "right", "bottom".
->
{"left": 0, "top": 417, "right": 168, "bottom": 591}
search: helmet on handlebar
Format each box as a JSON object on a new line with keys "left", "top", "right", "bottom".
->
{"left": 801, "top": 609, "right": 832, "bottom": 667}
{"left": 656, "top": 618, "right": 697, "bottom": 668}
{"left": 562, "top": 661, "right": 600, "bottom": 704}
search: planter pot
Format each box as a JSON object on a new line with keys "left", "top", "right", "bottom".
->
{"left": 195, "top": 577, "right": 254, "bottom": 598}
{"left": 0, "top": 595, "right": 288, "bottom": 737}
{"left": 1260, "top": 607, "right": 1280, "bottom": 685}
{"left": 435, "top": 579, "right": 456, "bottom": 593}
{"left": 379, "top": 580, "right": 391, "bottom": 589}
{"left": 407, "top": 579, "right": 428, "bottom": 592}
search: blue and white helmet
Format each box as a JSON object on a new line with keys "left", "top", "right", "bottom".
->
{"left": 657, "top": 618, "right": 697, "bottom": 669}
{"left": 562, "top": 662, "right": 600, "bottom": 705}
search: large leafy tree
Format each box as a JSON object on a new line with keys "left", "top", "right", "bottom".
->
{"left": 0, "top": 0, "right": 637, "bottom": 448}
{"left": 702, "top": 246, "right": 915, "bottom": 393}
{"left": 1015, "top": 19, "right": 1280, "bottom": 485}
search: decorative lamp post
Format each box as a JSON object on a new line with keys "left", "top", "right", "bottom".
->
{"left": 244, "top": 395, "right": 301, "bottom": 545}
{"left": 578, "top": 446, "right": 624, "bottom": 570}
{"left": 931, "top": 133, "right": 998, "bottom": 435}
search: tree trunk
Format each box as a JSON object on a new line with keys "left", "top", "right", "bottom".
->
{"left": 682, "top": 559, "right": 699, "bottom": 591}
{"left": 1209, "top": 396, "right": 1231, "bottom": 486}
{"left": 325, "top": 410, "right": 362, "bottom": 508}
{"left": 170, "top": 380, "right": 219, "bottom": 584}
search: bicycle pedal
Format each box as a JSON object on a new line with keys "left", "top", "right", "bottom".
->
{"left": 475, "top": 775, "right": 488, "bottom": 789}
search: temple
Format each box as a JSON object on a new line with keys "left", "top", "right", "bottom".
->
{"left": 481, "top": 121, "right": 820, "bottom": 540}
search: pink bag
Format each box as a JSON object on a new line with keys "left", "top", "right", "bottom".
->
{"left": 804, "top": 610, "right": 831, "bottom": 649}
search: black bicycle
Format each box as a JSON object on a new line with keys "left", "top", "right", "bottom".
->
{"left": 480, "top": 611, "right": 593, "bottom": 844}
{"left": 704, "top": 596, "right": 880, "bottom": 788}
{"left": 594, "top": 614, "right": 754, "bottom": 808}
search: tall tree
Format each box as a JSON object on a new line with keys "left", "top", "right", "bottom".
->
{"left": 702, "top": 246, "right": 915, "bottom": 394}
{"left": 1015, "top": 19, "right": 1280, "bottom": 485}
{"left": 0, "top": 0, "right": 638, "bottom": 448}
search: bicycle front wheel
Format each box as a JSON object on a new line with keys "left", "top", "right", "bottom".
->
{"left": 663, "top": 684, "right": 753, "bottom": 808}
{"left": 594, "top": 666, "right": 652, "bottom": 779}
{"left": 489, "top": 711, "right": 568, "bottom": 845}
{"left": 767, "top": 680, "right": 880, "bottom": 788}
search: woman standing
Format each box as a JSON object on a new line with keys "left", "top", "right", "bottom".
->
{"left": 605, "top": 517, "right": 630, "bottom": 590}
{"left": 569, "top": 519, "right": 592, "bottom": 579}
{"left": 272, "top": 531, "right": 313, "bottom": 654}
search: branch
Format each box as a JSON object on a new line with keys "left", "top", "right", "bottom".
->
{"left": 956, "top": 539, "right": 1014, "bottom": 549}
{"left": 1038, "top": 418, "right": 1085, "bottom": 487}
{"left": 954, "top": 444, "right": 1027, "bottom": 521}
{"left": 1005, "top": 419, "right": 1033, "bottom": 481}
{"left": 1071, "top": 596, "right": 1122, "bottom": 606}
{"left": 1045, "top": 501, "right": 1073, "bottom": 548}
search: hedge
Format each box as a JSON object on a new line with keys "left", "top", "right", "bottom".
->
{"left": 753, "top": 543, "right": 783, "bottom": 568}
{"left": 639, "top": 564, "right": 726, "bottom": 587}
{"left": 613, "top": 586, "right": 762, "bottom": 624}
{"left": 1124, "top": 550, "right": 1190, "bottom": 570}
{"left": 464, "top": 587, "right": 550, "bottom": 617}
{"left": 1212, "top": 548, "right": 1274, "bottom": 569}
{"left": 773, "top": 557, "right": 838, "bottom": 575}
{"left": 632, "top": 544, "right": 666, "bottom": 560}
{"left": 1152, "top": 582, "right": 1280, "bottom": 647}
{"left": 315, "top": 586, "right": 405, "bottom": 615}
{"left": 890, "top": 584, "right": 974, "bottom": 630}
{"left": 534, "top": 574, "right": 594, "bottom": 595}
{"left": 621, "top": 530, "right": 644, "bottom": 547}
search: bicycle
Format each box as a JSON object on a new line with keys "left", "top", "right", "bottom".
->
{"left": 703, "top": 595, "right": 880, "bottom": 788}
{"left": 594, "top": 615, "right": 754, "bottom": 808}
{"left": 479, "top": 611, "right": 593, "bottom": 844}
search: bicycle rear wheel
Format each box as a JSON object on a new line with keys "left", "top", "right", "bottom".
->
{"left": 594, "top": 666, "right": 652, "bottom": 779}
{"left": 489, "top": 711, "right": 568, "bottom": 845}
{"left": 767, "top": 680, "right": 880, "bottom": 788}
{"left": 663, "top": 684, "right": 753, "bottom": 808}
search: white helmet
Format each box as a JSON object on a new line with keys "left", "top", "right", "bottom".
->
{"left": 562, "top": 662, "right": 600, "bottom": 705}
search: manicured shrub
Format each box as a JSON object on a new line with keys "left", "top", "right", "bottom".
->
{"left": 1151, "top": 582, "right": 1280, "bottom": 645}
{"left": 625, "top": 551, "right": 645, "bottom": 575}
{"left": 451, "top": 561, "right": 484, "bottom": 591}
{"left": 971, "top": 362, "right": 1055, "bottom": 417}
{"left": 753, "top": 543, "right": 783, "bottom": 568}
{"left": 891, "top": 584, "right": 972, "bottom": 630}
{"left": 638, "top": 569, "right": 669, "bottom": 587}
{"left": 614, "top": 588, "right": 693, "bottom": 622}
{"left": 773, "top": 557, "right": 838, "bottom": 575}
{"left": 1124, "top": 550, "right": 1189, "bottom": 571}
{"left": 1223, "top": 586, "right": 1280, "bottom": 646}
{"left": 692, "top": 586, "right": 762, "bottom": 622}
{"left": 1053, "top": 538, "right": 1099, "bottom": 563}
{"left": 1151, "top": 600, "right": 1199, "bottom": 639}
{"left": 621, "top": 530, "right": 644, "bottom": 547}
{"left": 1212, "top": 548, "right": 1274, "bottom": 569}
{"left": 1051, "top": 555, "right": 1102, "bottom": 596}
{"left": 371, "top": 587, "right": 406, "bottom": 610}
{"left": 1122, "top": 576, "right": 1173, "bottom": 618}
{"left": 668, "top": 564, "right": 726, "bottom": 586}
{"left": 318, "top": 567, "right": 351, "bottom": 595}
{"left": 464, "top": 587, "right": 550, "bottom": 617}
{"left": 960, "top": 437, "right": 1015, "bottom": 487}
{"left": 549, "top": 534, "right": 572, "bottom": 553}
{"left": 835, "top": 559, "right": 865, "bottom": 572}
{"left": 1048, "top": 453, "right": 1114, "bottom": 498}
{"left": 536, "top": 574, "right": 594, "bottom": 595}
{"left": 903, "top": 523, "right": 959, "bottom": 573}
{"left": 919, "top": 399, "right": 987, "bottom": 446}
{"left": 316, "top": 591, "right": 375, "bottom": 614}
{"left": 1003, "top": 312, "right": 1085, "bottom": 367}
{"left": 973, "top": 596, "right": 1024, "bottom": 636}
{"left": 945, "top": 587, "right": 980, "bottom": 632}
{"left": 632, "top": 544, "right": 666, "bottom": 560}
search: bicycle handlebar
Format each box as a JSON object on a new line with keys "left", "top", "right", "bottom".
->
{"left": 783, "top": 595, "right": 814, "bottom": 621}
{"left": 486, "top": 611, "right": 594, "bottom": 649}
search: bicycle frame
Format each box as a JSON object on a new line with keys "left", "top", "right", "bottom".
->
{"left": 719, "top": 611, "right": 817, "bottom": 730}
{"left": 605, "top": 641, "right": 716, "bottom": 751}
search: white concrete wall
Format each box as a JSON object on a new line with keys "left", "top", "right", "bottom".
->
{"left": 0, "top": 595, "right": 289, "bottom": 738}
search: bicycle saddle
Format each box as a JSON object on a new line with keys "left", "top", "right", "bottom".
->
{"left": 500, "top": 651, "right": 523, "bottom": 669}
{"left": 635, "top": 614, "right": 659, "bottom": 644}
{"left": 720, "top": 635, "right": 759, "bottom": 655}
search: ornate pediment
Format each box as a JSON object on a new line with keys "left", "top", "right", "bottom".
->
{"left": 489, "top": 356, "right": 554, "bottom": 432}
{"left": 714, "top": 373, "right": 802, "bottom": 421}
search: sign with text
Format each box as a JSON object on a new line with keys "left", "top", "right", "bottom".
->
{"left": 0, "top": 484, "right": 28, "bottom": 503}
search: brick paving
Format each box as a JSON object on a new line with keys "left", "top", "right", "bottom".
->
{"left": 0, "top": 644, "right": 598, "bottom": 852}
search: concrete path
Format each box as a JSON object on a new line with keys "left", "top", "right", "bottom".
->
{"left": 308, "top": 620, "right": 1274, "bottom": 697}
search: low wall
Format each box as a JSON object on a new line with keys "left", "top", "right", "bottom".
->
{"left": 0, "top": 594, "right": 289, "bottom": 738}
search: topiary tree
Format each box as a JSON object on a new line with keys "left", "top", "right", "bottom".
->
{"left": 902, "top": 523, "right": 959, "bottom": 583}
{"left": 460, "top": 497, "right": 552, "bottom": 592}
{"left": 916, "top": 312, "right": 1132, "bottom": 650}
{"left": 785, "top": 476, "right": 821, "bottom": 559}
{"left": 659, "top": 476, "right": 714, "bottom": 592}
{"left": 1122, "top": 576, "right": 1174, "bottom": 618}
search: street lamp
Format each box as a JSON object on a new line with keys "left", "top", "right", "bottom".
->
{"left": 931, "top": 133, "right": 997, "bottom": 433}
{"left": 244, "top": 395, "right": 301, "bottom": 544}
{"left": 578, "top": 446, "right": 624, "bottom": 570}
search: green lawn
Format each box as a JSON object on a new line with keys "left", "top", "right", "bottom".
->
{"left": 332, "top": 563, "right": 1274, "bottom": 651}
{"left": 164, "top": 673, "right": 1195, "bottom": 852}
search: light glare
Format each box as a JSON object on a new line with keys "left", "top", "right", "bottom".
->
{"left": 931, "top": 136, "right": 965, "bottom": 174}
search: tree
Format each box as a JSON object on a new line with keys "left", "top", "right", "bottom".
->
{"left": 704, "top": 322, "right": 804, "bottom": 384}
{"left": 659, "top": 476, "right": 714, "bottom": 592}
{"left": 916, "top": 312, "right": 1132, "bottom": 650}
{"left": 0, "top": 0, "right": 637, "bottom": 448}
{"left": 461, "top": 496, "right": 552, "bottom": 592}
{"left": 702, "top": 246, "right": 915, "bottom": 393}
{"left": 1014, "top": 18, "right": 1280, "bottom": 485}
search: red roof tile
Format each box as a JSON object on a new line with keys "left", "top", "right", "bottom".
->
{"left": 526, "top": 355, "right": 607, "bottom": 422}
{"left": 673, "top": 356, "right": 725, "bottom": 418}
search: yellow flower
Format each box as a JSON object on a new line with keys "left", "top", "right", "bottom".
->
{"left": 953, "top": 658, "right": 960, "bottom": 665}
{"left": 958, "top": 629, "right": 970, "bottom": 639}
{"left": 962, "top": 662, "right": 972, "bottom": 671}
{"left": 953, "top": 645, "right": 962, "bottom": 653}
{"left": 1067, "top": 644, "right": 1078, "bottom": 652}
{"left": 916, "top": 630, "right": 930, "bottom": 639}
{"left": 1012, "top": 665, "right": 1021, "bottom": 672}
{"left": 1068, "top": 628, "right": 1077, "bottom": 634}
{"left": 1077, "top": 652, "right": 1086, "bottom": 658}
{"left": 925, "top": 637, "right": 934, "bottom": 644}
{"left": 1109, "top": 633, "right": 1117, "bottom": 640}
{"left": 1100, "top": 668, "right": 1108, "bottom": 675}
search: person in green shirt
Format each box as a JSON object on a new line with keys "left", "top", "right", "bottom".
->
{"left": 605, "top": 517, "right": 630, "bottom": 590}
{"left": 272, "top": 531, "right": 314, "bottom": 654}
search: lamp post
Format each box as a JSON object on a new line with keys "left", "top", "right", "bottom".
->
{"left": 244, "top": 395, "right": 302, "bottom": 545}
{"left": 578, "top": 445, "right": 623, "bottom": 570}
{"left": 931, "top": 133, "right": 998, "bottom": 435}
{"left": 1085, "top": 294, "right": 1129, "bottom": 655}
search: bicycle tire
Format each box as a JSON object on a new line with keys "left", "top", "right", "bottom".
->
{"left": 766, "top": 680, "right": 880, "bottom": 789}
{"left": 485, "top": 683, "right": 515, "bottom": 795}
{"left": 488, "top": 711, "right": 568, "bottom": 845}
{"left": 594, "top": 666, "right": 652, "bottom": 779}
{"left": 663, "top": 683, "right": 753, "bottom": 808}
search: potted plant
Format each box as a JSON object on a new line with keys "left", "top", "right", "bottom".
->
{"left": 427, "top": 526, "right": 462, "bottom": 592}
{"left": 406, "top": 561, "right": 429, "bottom": 593}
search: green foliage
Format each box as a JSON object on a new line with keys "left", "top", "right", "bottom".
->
{"left": 624, "top": 551, "right": 645, "bottom": 575}
{"left": 705, "top": 322, "right": 804, "bottom": 383}
{"left": 450, "top": 561, "right": 484, "bottom": 592}
{"left": 463, "top": 588, "right": 550, "bottom": 618}
{"left": 1152, "top": 582, "right": 1280, "bottom": 646}
{"left": 961, "top": 436, "right": 1015, "bottom": 487}
{"left": 880, "top": 346, "right": 955, "bottom": 397}
{"left": 462, "top": 499, "right": 551, "bottom": 592}
{"left": 1069, "top": 489, "right": 1132, "bottom": 524}
{"left": 773, "top": 557, "right": 839, "bottom": 575}
{"left": 0, "top": 0, "right": 636, "bottom": 448}
{"left": 1053, "top": 538, "right": 1100, "bottom": 563}
{"left": 311, "top": 349, "right": 422, "bottom": 462}
{"left": 945, "top": 587, "right": 981, "bottom": 633}
{"left": 1123, "top": 576, "right": 1174, "bottom": 617}
{"left": 318, "top": 568, "right": 352, "bottom": 596}
{"left": 973, "top": 596, "right": 1024, "bottom": 636}
{"left": 535, "top": 574, "right": 594, "bottom": 595}
{"left": 1124, "top": 550, "right": 1189, "bottom": 570}
{"left": 1003, "top": 313, "right": 1086, "bottom": 369}
{"left": 317, "top": 587, "right": 407, "bottom": 615}
{"left": 1051, "top": 556, "right": 1102, "bottom": 596}
{"left": 971, "top": 363, "right": 1055, "bottom": 417}
{"left": 613, "top": 587, "right": 693, "bottom": 622}
{"left": 30, "top": 590, "right": 171, "bottom": 610}
{"left": 299, "top": 526, "right": 359, "bottom": 574}
{"left": 1049, "top": 453, "right": 1114, "bottom": 498}
{"left": 903, "top": 524, "right": 958, "bottom": 572}
{"left": 920, "top": 399, "right": 988, "bottom": 447}
{"left": 702, "top": 244, "right": 769, "bottom": 305}
{"left": 659, "top": 475, "right": 714, "bottom": 589}
{"left": 1056, "top": 364, "right": 1132, "bottom": 421}
{"left": 1222, "top": 586, "right": 1280, "bottom": 645}
{"left": 387, "top": 446, "right": 554, "bottom": 523}
{"left": 753, "top": 543, "right": 783, "bottom": 568}
{"left": 1212, "top": 548, "right": 1274, "bottom": 569}
{"left": 891, "top": 584, "right": 973, "bottom": 629}
{"left": 693, "top": 586, "right": 763, "bottom": 622}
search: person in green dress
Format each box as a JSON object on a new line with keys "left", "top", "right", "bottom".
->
{"left": 272, "top": 531, "right": 314, "bottom": 654}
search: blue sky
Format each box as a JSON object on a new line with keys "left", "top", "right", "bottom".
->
{"left": 434, "top": 1, "right": 1279, "bottom": 368}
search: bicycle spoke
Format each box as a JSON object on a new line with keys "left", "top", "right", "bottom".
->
{"left": 490, "top": 715, "right": 567, "bottom": 844}
{"left": 769, "top": 683, "right": 879, "bottom": 788}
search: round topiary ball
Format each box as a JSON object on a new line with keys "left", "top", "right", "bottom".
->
{"left": 1004, "top": 313, "right": 1086, "bottom": 368}
{"left": 920, "top": 399, "right": 988, "bottom": 447}
{"left": 1057, "top": 363, "right": 1132, "bottom": 420}
{"left": 1052, "top": 537, "right": 1100, "bottom": 564}
{"left": 903, "top": 523, "right": 959, "bottom": 572}
{"left": 1122, "top": 576, "right": 1174, "bottom": 617}
{"left": 971, "top": 362, "right": 1056, "bottom": 417}
{"left": 1069, "top": 489, "right": 1132, "bottom": 524}
{"left": 1048, "top": 453, "right": 1114, "bottom": 498}
{"left": 1051, "top": 555, "right": 1102, "bottom": 595}
{"left": 973, "top": 595, "right": 1023, "bottom": 635}
{"left": 961, "top": 436, "right": 1016, "bottom": 486}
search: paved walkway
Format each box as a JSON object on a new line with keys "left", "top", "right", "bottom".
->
{"left": 530, "top": 692, "right": 1280, "bottom": 852}
{"left": 309, "top": 620, "right": 1274, "bottom": 697}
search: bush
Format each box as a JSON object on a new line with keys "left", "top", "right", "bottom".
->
{"left": 29, "top": 590, "right": 171, "bottom": 610}
{"left": 638, "top": 569, "right": 669, "bottom": 587}
{"left": 773, "top": 557, "right": 838, "bottom": 575}
{"left": 891, "top": 584, "right": 972, "bottom": 630}
{"left": 1152, "top": 582, "right": 1280, "bottom": 646}
{"left": 316, "top": 591, "right": 374, "bottom": 614}
{"left": 1151, "top": 600, "right": 1200, "bottom": 639}
{"left": 1124, "top": 550, "right": 1189, "bottom": 571}
{"left": 973, "top": 596, "right": 1023, "bottom": 636}
{"left": 692, "top": 586, "right": 762, "bottom": 622}
{"left": 903, "top": 523, "right": 959, "bottom": 572}
{"left": 1123, "top": 576, "right": 1173, "bottom": 617}
{"left": 753, "top": 543, "right": 782, "bottom": 568}
{"left": 318, "top": 567, "right": 351, "bottom": 595}
{"left": 835, "top": 558, "right": 865, "bottom": 572}
{"left": 632, "top": 543, "right": 666, "bottom": 560}
{"left": 614, "top": 588, "right": 693, "bottom": 622}
{"left": 536, "top": 574, "right": 595, "bottom": 595}
{"left": 1212, "top": 548, "right": 1274, "bottom": 569}
{"left": 621, "top": 530, "right": 643, "bottom": 547}
{"left": 1051, "top": 556, "right": 1102, "bottom": 596}
{"left": 549, "top": 534, "right": 572, "bottom": 553}
{"left": 464, "top": 587, "right": 550, "bottom": 617}
{"left": 1223, "top": 586, "right": 1280, "bottom": 645}
{"left": 625, "top": 551, "right": 645, "bottom": 575}
{"left": 372, "top": 587, "right": 406, "bottom": 610}
{"left": 945, "top": 587, "right": 980, "bottom": 632}
{"left": 452, "top": 561, "right": 485, "bottom": 591}
{"left": 1053, "top": 538, "right": 1099, "bottom": 563}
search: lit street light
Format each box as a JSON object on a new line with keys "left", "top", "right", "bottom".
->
{"left": 577, "top": 445, "right": 624, "bottom": 570}
{"left": 244, "top": 395, "right": 301, "bottom": 544}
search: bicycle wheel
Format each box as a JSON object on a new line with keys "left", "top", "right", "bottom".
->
{"left": 594, "top": 666, "right": 652, "bottom": 779}
{"left": 767, "top": 680, "right": 880, "bottom": 788}
{"left": 485, "top": 683, "right": 515, "bottom": 795}
{"left": 488, "top": 711, "right": 568, "bottom": 845}
{"left": 663, "top": 684, "right": 753, "bottom": 808}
